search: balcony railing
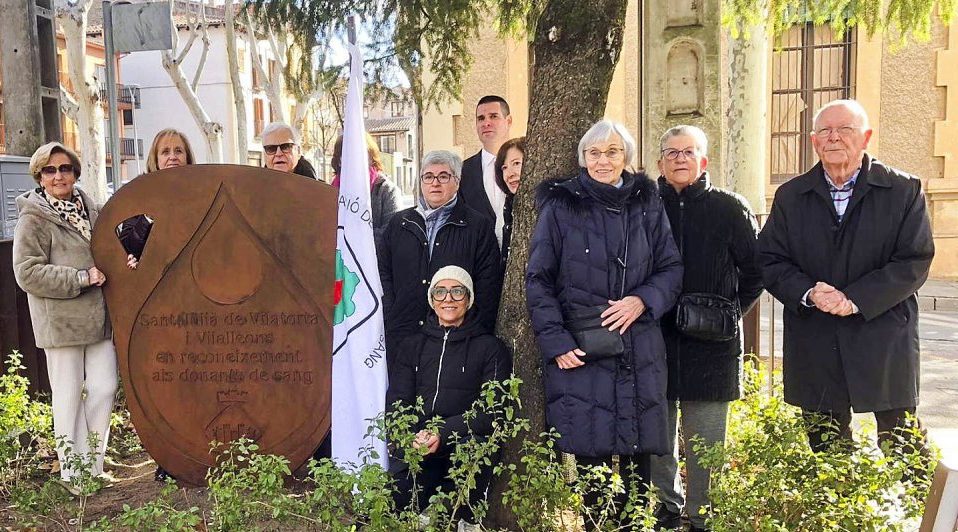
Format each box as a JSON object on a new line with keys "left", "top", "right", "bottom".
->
{"left": 98, "top": 83, "right": 141, "bottom": 108}
{"left": 105, "top": 137, "right": 144, "bottom": 160}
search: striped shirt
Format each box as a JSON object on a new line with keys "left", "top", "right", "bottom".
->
{"left": 824, "top": 169, "right": 860, "bottom": 222}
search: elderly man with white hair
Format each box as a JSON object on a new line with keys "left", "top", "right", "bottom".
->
{"left": 378, "top": 150, "right": 502, "bottom": 362}
{"left": 261, "top": 121, "right": 317, "bottom": 178}
{"left": 759, "top": 99, "right": 934, "bottom": 455}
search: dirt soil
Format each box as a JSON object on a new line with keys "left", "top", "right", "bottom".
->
{"left": 0, "top": 451, "right": 315, "bottom": 530}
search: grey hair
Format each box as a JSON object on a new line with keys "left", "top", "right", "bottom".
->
{"left": 577, "top": 120, "right": 637, "bottom": 167}
{"left": 260, "top": 121, "right": 301, "bottom": 144}
{"left": 421, "top": 150, "right": 463, "bottom": 179}
{"left": 658, "top": 125, "right": 709, "bottom": 157}
{"left": 813, "top": 99, "right": 870, "bottom": 130}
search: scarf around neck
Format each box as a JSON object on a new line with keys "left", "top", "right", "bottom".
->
{"left": 577, "top": 170, "right": 636, "bottom": 209}
{"left": 41, "top": 188, "right": 91, "bottom": 240}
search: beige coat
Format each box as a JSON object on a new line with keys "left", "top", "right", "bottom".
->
{"left": 13, "top": 188, "right": 111, "bottom": 348}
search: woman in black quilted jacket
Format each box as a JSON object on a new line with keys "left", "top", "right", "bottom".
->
{"left": 526, "top": 120, "right": 683, "bottom": 529}
{"left": 387, "top": 265, "right": 511, "bottom": 528}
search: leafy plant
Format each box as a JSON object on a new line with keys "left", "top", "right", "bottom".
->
{"left": 58, "top": 431, "right": 112, "bottom": 530}
{"left": 8, "top": 479, "right": 72, "bottom": 529}
{"left": 108, "top": 387, "right": 143, "bottom": 459}
{"left": 117, "top": 478, "right": 202, "bottom": 531}
{"left": 697, "top": 364, "right": 937, "bottom": 531}
{"left": 0, "top": 350, "right": 53, "bottom": 496}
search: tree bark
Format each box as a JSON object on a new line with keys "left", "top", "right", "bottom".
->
{"left": 55, "top": 0, "right": 108, "bottom": 204}
{"left": 725, "top": 19, "right": 769, "bottom": 213}
{"left": 224, "top": 1, "right": 248, "bottom": 163}
{"left": 246, "top": 14, "right": 288, "bottom": 124}
{"left": 487, "top": 0, "right": 627, "bottom": 528}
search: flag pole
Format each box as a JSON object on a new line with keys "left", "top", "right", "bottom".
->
{"left": 347, "top": 15, "right": 357, "bottom": 46}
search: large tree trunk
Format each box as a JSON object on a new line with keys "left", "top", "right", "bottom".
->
{"left": 487, "top": 0, "right": 627, "bottom": 527}
{"left": 56, "top": 0, "right": 108, "bottom": 204}
{"left": 224, "top": 1, "right": 248, "bottom": 164}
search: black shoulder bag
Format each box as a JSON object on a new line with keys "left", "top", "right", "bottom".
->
{"left": 674, "top": 293, "right": 740, "bottom": 342}
{"left": 562, "top": 207, "right": 630, "bottom": 360}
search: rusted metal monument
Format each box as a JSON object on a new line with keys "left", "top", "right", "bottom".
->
{"left": 91, "top": 165, "right": 336, "bottom": 485}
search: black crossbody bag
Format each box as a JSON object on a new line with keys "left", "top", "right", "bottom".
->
{"left": 562, "top": 207, "right": 630, "bottom": 360}
{"left": 674, "top": 292, "right": 740, "bottom": 342}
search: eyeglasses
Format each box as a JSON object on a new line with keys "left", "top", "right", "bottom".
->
{"left": 814, "top": 126, "right": 860, "bottom": 138}
{"left": 421, "top": 172, "right": 454, "bottom": 184}
{"left": 264, "top": 142, "right": 296, "bottom": 155}
{"left": 40, "top": 164, "right": 76, "bottom": 176}
{"left": 584, "top": 147, "right": 624, "bottom": 162}
{"left": 431, "top": 285, "right": 469, "bottom": 302}
{"left": 661, "top": 148, "right": 698, "bottom": 161}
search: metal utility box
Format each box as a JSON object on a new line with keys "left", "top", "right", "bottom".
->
{"left": 0, "top": 155, "right": 34, "bottom": 240}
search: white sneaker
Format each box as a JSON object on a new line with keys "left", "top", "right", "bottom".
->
{"left": 458, "top": 520, "right": 480, "bottom": 532}
{"left": 418, "top": 513, "right": 431, "bottom": 530}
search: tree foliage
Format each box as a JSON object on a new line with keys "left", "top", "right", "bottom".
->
{"left": 723, "top": 0, "right": 956, "bottom": 40}
{"left": 251, "top": 0, "right": 544, "bottom": 110}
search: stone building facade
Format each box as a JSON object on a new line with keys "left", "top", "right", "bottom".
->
{"left": 421, "top": 2, "right": 958, "bottom": 278}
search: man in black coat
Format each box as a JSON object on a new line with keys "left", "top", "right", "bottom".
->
{"left": 460, "top": 95, "right": 513, "bottom": 245}
{"left": 379, "top": 150, "right": 502, "bottom": 361}
{"left": 758, "top": 99, "right": 934, "bottom": 453}
{"left": 651, "top": 126, "right": 763, "bottom": 532}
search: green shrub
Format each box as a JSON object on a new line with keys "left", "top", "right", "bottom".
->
{"left": 697, "top": 365, "right": 937, "bottom": 531}
{"left": 0, "top": 350, "right": 53, "bottom": 496}
{"left": 116, "top": 479, "right": 201, "bottom": 531}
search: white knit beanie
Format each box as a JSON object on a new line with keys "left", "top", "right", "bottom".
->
{"left": 428, "top": 265, "right": 475, "bottom": 309}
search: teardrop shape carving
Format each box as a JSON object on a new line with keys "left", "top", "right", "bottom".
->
{"left": 190, "top": 194, "right": 264, "bottom": 305}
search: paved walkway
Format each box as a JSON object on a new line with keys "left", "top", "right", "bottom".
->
{"left": 756, "top": 279, "right": 958, "bottom": 455}
{"left": 919, "top": 279, "right": 958, "bottom": 311}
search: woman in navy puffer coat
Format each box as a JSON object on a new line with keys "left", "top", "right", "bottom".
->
{"left": 526, "top": 120, "right": 683, "bottom": 524}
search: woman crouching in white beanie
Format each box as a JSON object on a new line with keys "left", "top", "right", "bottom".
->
{"left": 386, "top": 265, "right": 512, "bottom": 530}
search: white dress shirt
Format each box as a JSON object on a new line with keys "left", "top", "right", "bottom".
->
{"left": 481, "top": 149, "right": 507, "bottom": 246}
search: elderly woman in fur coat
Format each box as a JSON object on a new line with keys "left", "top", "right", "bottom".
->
{"left": 13, "top": 142, "right": 116, "bottom": 494}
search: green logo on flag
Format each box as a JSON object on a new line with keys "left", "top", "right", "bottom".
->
{"left": 334, "top": 249, "right": 361, "bottom": 325}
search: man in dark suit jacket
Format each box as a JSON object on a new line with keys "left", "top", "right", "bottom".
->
{"left": 460, "top": 96, "right": 513, "bottom": 245}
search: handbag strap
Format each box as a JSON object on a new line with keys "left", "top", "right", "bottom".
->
{"left": 616, "top": 205, "right": 629, "bottom": 300}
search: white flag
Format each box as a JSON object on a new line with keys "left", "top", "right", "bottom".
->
{"left": 331, "top": 38, "right": 388, "bottom": 468}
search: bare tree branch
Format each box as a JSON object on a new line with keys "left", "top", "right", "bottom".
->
{"left": 59, "top": 86, "right": 79, "bottom": 122}
{"left": 175, "top": 1, "right": 200, "bottom": 65}
{"left": 191, "top": 0, "right": 212, "bottom": 92}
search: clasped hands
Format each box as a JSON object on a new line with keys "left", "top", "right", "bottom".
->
{"left": 555, "top": 296, "right": 646, "bottom": 370}
{"left": 809, "top": 281, "right": 855, "bottom": 317}
{"left": 412, "top": 429, "right": 440, "bottom": 455}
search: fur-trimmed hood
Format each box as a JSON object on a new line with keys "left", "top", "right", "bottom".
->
{"left": 535, "top": 169, "right": 658, "bottom": 212}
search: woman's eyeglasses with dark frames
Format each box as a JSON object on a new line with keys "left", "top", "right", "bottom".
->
{"left": 431, "top": 286, "right": 470, "bottom": 302}
{"left": 420, "top": 172, "right": 454, "bottom": 184}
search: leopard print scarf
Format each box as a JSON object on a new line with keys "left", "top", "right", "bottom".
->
{"left": 41, "top": 188, "right": 92, "bottom": 241}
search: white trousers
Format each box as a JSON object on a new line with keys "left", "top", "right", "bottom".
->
{"left": 44, "top": 339, "right": 118, "bottom": 481}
